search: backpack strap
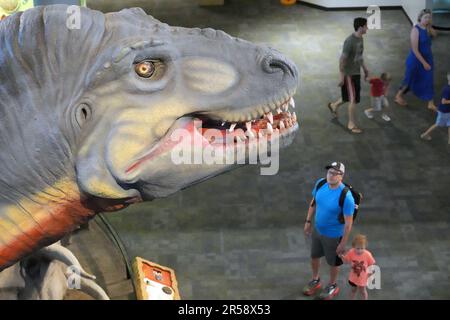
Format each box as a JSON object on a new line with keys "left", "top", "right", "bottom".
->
{"left": 311, "top": 178, "right": 327, "bottom": 207}
{"left": 339, "top": 186, "right": 350, "bottom": 209}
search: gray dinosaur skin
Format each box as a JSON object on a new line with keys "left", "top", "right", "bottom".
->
{"left": 0, "top": 5, "right": 299, "bottom": 272}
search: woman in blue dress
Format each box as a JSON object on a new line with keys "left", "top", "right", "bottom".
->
{"left": 395, "top": 9, "right": 437, "bottom": 111}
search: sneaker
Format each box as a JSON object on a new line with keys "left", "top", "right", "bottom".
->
{"left": 364, "top": 109, "right": 374, "bottom": 119}
{"left": 302, "top": 278, "right": 321, "bottom": 296}
{"left": 318, "top": 283, "right": 340, "bottom": 300}
{"left": 381, "top": 113, "right": 391, "bottom": 122}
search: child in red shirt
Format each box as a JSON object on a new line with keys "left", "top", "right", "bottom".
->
{"left": 339, "top": 234, "right": 376, "bottom": 300}
{"left": 364, "top": 72, "right": 392, "bottom": 122}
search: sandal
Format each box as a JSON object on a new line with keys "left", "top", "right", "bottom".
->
{"left": 427, "top": 105, "right": 437, "bottom": 112}
{"left": 420, "top": 133, "right": 432, "bottom": 141}
{"left": 348, "top": 126, "right": 363, "bottom": 134}
{"left": 394, "top": 97, "right": 408, "bottom": 107}
{"left": 327, "top": 102, "right": 337, "bottom": 118}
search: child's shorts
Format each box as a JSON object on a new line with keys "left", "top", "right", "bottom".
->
{"left": 371, "top": 96, "right": 388, "bottom": 111}
{"left": 435, "top": 111, "right": 450, "bottom": 127}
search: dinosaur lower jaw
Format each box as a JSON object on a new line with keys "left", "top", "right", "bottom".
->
{"left": 125, "top": 97, "right": 299, "bottom": 175}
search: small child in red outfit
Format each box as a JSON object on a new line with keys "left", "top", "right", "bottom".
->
{"left": 364, "top": 72, "right": 392, "bottom": 122}
{"left": 339, "top": 234, "right": 376, "bottom": 300}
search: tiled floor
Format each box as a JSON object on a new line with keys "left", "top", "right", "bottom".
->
{"left": 87, "top": 0, "right": 450, "bottom": 299}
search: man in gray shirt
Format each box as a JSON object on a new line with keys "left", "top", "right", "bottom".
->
{"left": 328, "top": 17, "right": 370, "bottom": 134}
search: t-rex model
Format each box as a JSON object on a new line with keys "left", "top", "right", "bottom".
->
{"left": 0, "top": 5, "right": 299, "bottom": 298}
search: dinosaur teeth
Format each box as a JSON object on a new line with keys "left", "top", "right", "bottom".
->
{"left": 228, "top": 123, "right": 237, "bottom": 132}
{"left": 244, "top": 121, "right": 255, "bottom": 139}
{"left": 265, "top": 112, "right": 273, "bottom": 124}
{"left": 213, "top": 97, "right": 297, "bottom": 141}
{"left": 289, "top": 97, "right": 295, "bottom": 109}
{"left": 236, "top": 133, "right": 246, "bottom": 142}
{"left": 246, "top": 129, "right": 255, "bottom": 139}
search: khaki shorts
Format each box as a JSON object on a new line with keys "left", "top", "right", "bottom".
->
{"left": 311, "top": 229, "right": 343, "bottom": 267}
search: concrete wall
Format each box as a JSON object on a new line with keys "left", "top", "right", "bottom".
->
{"left": 300, "top": 0, "right": 401, "bottom": 8}
{"left": 401, "top": 0, "right": 433, "bottom": 23}
{"left": 299, "top": 0, "right": 433, "bottom": 23}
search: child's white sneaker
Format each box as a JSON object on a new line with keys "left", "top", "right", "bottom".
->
{"left": 381, "top": 113, "right": 391, "bottom": 122}
{"left": 364, "top": 109, "right": 374, "bottom": 119}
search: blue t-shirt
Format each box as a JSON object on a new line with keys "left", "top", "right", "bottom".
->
{"left": 438, "top": 85, "right": 450, "bottom": 113}
{"left": 312, "top": 179, "right": 355, "bottom": 238}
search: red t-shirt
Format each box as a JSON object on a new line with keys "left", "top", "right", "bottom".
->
{"left": 342, "top": 248, "right": 376, "bottom": 287}
{"left": 369, "top": 78, "right": 385, "bottom": 97}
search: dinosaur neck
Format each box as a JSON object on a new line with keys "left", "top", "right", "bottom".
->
{"left": 0, "top": 177, "right": 96, "bottom": 271}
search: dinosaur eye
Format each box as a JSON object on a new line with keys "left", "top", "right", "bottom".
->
{"left": 135, "top": 60, "right": 155, "bottom": 78}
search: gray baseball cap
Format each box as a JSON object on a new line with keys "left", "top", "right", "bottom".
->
{"left": 325, "top": 161, "right": 345, "bottom": 174}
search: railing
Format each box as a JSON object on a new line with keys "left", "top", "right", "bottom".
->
{"left": 96, "top": 213, "right": 137, "bottom": 298}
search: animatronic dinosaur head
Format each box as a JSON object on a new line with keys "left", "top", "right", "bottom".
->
{"left": 0, "top": 5, "right": 299, "bottom": 267}
{"left": 46, "top": 6, "right": 296, "bottom": 202}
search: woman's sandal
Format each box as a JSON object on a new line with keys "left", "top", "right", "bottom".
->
{"left": 427, "top": 105, "right": 437, "bottom": 112}
{"left": 348, "top": 126, "right": 363, "bottom": 134}
{"left": 394, "top": 97, "right": 408, "bottom": 107}
{"left": 327, "top": 102, "right": 338, "bottom": 118}
{"left": 420, "top": 133, "right": 432, "bottom": 141}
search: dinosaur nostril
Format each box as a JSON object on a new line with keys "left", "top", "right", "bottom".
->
{"left": 270, "top": 60, "right": 287, "bottom": 72}
{"left": 263, "top": 55, "right": 297, "bottom": 79}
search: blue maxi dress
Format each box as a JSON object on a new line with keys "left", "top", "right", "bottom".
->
{"left": 401, "top": 25, "right": 434, "bottom": 101}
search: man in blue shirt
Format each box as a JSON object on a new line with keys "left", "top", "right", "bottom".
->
{"left": 421, "top": 72, "right": 450, "bottom": 144}
{"left": 303, "top": 162, "right": 355, "bottom": 300}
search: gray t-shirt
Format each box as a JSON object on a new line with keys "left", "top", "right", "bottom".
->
{"left": 341, "top": 34, "right": 364, "bottom": 76}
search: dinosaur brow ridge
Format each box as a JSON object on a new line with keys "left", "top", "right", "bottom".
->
{"left": 113, "top": 40, "right": 166, "bottom": 63}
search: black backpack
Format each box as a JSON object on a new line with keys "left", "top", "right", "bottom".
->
{"left": 312, "top": 178, "right": 362, "bottom": 224}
